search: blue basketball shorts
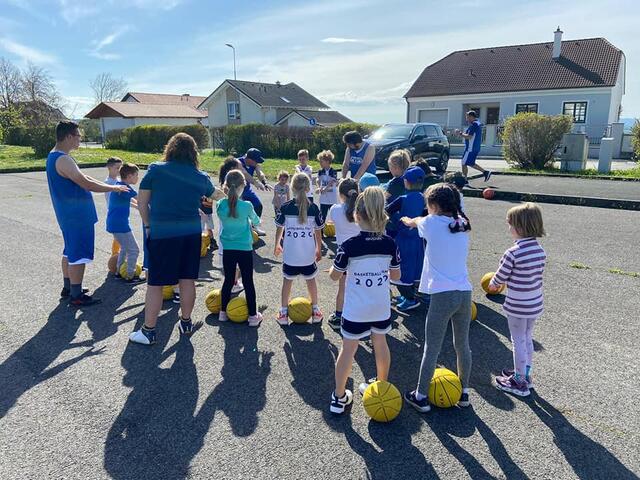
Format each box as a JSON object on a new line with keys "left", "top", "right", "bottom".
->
{"left": 61, "top": 222, "right": 95, "bottom": 265}
{"left": 461, "top": 150, "right": 479, "bottom": 166}
{"left": 341, "top": 318, "right": 392, "bottom": 340}
{"left": 147, "top": 233, "right": 201, "bottom": 286}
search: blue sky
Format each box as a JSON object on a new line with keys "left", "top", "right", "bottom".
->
{"left": 0, "top": 0, "right": 638, "bottom": 124}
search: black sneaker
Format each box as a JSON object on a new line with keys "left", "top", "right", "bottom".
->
{"left": 172, "top": 292, "right": 181, "bottom": 304}
{"left": 210, "top": 238, "right": 219, "bottom": 251}
{"left": 69, "top": 294, "right": 102, "bottom": 307}
{"left": 125, "top": 275, "right": 146, "bottom": 284}
{"left": 330, "top": 390, "right": 353, "bottom": 414}
{"left": 458, "top": 391, "right": 471, "bottom": 407}
{"left": 328, "top": 313, "right": 341, "bottom": 331}
{"left": 60, "top": 287, "right": 88, "bottom": 298}
{"left": 404, "top": 390, "right": 431, "bottom": 413}
{"left": 178, "top": 318, "right": 193, "bottom": 336}
{"left": 483, "top": 171, "right": 492, "bottom": 182}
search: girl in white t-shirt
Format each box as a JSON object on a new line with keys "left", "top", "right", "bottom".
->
{"left": 315, "top": 150, "right": 338, "bottom": 221}
{"left": 401, "top": 183, "right": 473, "bottom": 413}
{"left": 295, "top": 149, "right": 314, "bottom": 201}
{"left": 274, "top": 173, "right": 324, "bottom": 325}
{"left": 326, "top": 178, "right": 360, "bottom": 330}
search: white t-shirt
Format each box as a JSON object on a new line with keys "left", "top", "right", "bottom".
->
{"left": 275, "top": 200, "right": 324, "bottom": 266}
{"left": 328, "top": 203, "right": 361, "bottom": 246}
{"left": 317, "top": 167, "right": 338, "bottom": 205}
{"left": 295, "top": 164, "right": 314, "bottom": 199}
{"left": 104, "top": 176, "right": 119, "bottom": 204}
{"left": 417, "top": 215, "right": 472, "bottom": 294}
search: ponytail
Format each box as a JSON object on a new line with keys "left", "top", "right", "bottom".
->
{"left": 224, "top": 170, "right": 245, "bottom": 219}
{"left": 291, "top": 173, "right": 310, "bottom": 224}
{"left": 424, "top": 183, "right": 471, "bottom": 233}
{"left": 355, "top": 186, "right": 387, "bottom": 234}
{"left": 338, "top": 178, "right": 359, "bottom": 223}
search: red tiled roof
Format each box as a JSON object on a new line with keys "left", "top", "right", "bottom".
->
{"left": 404, "top": 37, "right": 623, "bottom": 98}
{"left": 85, "top": 102, "right": 206, "bottom": 119}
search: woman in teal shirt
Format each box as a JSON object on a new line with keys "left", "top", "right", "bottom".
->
{"left": 217, "top": 169, "right": 262, "bottom": 326}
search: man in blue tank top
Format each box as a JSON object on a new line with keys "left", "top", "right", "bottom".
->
{"left": 46, "top": 121, "right": 128, "bottom": 306}
{"left": 456, "top": 110, "right": 492, "bottom": 182}
{"left": 341, "top": 130, "right": 376, "bottom": 181}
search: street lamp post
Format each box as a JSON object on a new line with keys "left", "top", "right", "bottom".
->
{"left": 225, "top": 43, "right": 236, "bottom": 80}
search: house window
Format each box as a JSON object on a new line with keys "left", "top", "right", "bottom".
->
{"left": 227, "top": 101, "right": 240, "bottom": 119}
{"left": 515, "top": 103, "right": 538, "bottom": 114}
{"left": 563, "top": 102, "right": 587, "bottom": 123}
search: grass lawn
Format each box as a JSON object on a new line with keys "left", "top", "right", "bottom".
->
{"left": 0, "top": 145, "right": 323, "bottom": 180}
{"left": 505, "top": 164, "right": 640, "bottom": 179}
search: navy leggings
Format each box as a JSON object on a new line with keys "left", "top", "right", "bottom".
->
{"left": 221, "top": 250, "right": 257, "bottom": 316}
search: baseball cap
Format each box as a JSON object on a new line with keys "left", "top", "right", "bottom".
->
{"left": 403, "top": 166, "right": 426, "bottom": 183}
{"left": 245, "top": 148, "right": 265, "bottom": 163}
{"left": 358, "top": 172, "right": 380, "bottom": 190}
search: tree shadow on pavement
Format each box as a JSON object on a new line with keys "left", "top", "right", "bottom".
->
{"left": 0, "top": 279, "right": 134, "bottom": 419}
{"left": 105, "top": 311, "right": 217, "bottom": 479}
{"left": 527, "top": 392, "right": 637, "bottom": 479}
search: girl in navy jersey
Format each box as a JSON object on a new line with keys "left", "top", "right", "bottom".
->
{"left": 329, "top": 187, "right": 401, "bottom": 414}
{"left": 274, "top": 173, "right": 324, "bottom": 325}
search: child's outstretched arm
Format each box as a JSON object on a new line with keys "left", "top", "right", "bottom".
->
{"left": 490, "top": 252, "right": 515, "bottom": 291}
{"left": 211, "top": 187, "right": 225, "bottom": 201}
{"left": 400, "top": 216, "right": 424, "bottom": 229}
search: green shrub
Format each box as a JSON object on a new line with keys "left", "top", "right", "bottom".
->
{"left": 78, "top": 118, "right": 101, "bottom": 143}
{"left": 30, "top": 124, "right": 56, "bottom": 157}
{"left": 104, "top": 124, "right": 208, "bottom": 152}
{"left": 502, "top": 113, "right": 573, "bottom": 169}
{"left": 631, "top": 120, "right": 640, "bottom": 161}
{"left": 5, "top": 125, "right": 31, "bottom": 146}
{"left": 212, "top": 122, "right": 379, "bottom": 161}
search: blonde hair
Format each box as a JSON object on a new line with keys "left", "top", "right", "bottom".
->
{"left": 291, "top": 173, "right": 310, "bottom": 223}
{"left": 388, "top": 149, "right": 411, "bottom": 171}
{"left": 297, "top": 149, "right": 309, "bottom": 158}
{"left": 224, "top": 170, "right": 245, "bottom": 218}
{"left": 507, "top": 203, "right": 545, "bottom": 238}
{"left": 316, "top": 149, "right": 335, "bottom": 164}
{"left": 355, "top": 186, "right": 388, "bottom": 233}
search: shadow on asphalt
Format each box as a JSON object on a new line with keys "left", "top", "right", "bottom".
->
{"left": 0, "top": 277, "right": 137, "bottom": 419}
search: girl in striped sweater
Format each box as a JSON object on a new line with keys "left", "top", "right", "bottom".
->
{"left": 490, "top": 203, "right": 546, "bottom": 397}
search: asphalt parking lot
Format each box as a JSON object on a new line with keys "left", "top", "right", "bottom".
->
{"left": 0, "top": 167, "right": 638, "bottom": 479}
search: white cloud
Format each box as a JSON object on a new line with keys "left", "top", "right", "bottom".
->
{"left": 89, "top": 52, "right": 121, "bottom": 60}
{"left": 57, "top": 0, "right": 98, "bottom": 24}
{"left": 0, "top": 37, "right": 56, "bottom": 64}
{"left": 129, "top": 0, "right": 182, "bottom": 9}
{"left": 321, "top": 37, "right": 361, "bottom": 44}
{"left": 88, "top": 26, "right": 130, "bottom": 61}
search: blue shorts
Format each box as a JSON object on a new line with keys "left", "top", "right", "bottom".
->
{"left": 242, "top": 190, "right": 263, "bottom": 215}
{"left": 283, "top": 263, "right": 318, "bottom": 280}
{"left": 147, "top": 233, "right": 201, "bottom": 286}
{"left": 462, "top": 150, "right": 479, "bottom": 166}
{"left": 341, "top": 318, "right": 392, "bottom": 340}
{"left": 61, "top": 223, "right": 95, "bottom": 265}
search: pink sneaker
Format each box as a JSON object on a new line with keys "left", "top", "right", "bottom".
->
{"left": 495, "top": 374, "right": 530, "bottom": 397}
{"left": 248, "top": 312, "right": 263, "bottom": 327}
{"left": 276, "top": 310, "right": 289, "bottom": 326}
{"left": 312, "top": 307, "right": 324, "bottom": 324}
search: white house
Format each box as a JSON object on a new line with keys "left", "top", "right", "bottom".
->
{"left": 404, "top": 29, "right": 626, "bottom": 155}
{"left": 85, "top": 92, "right": 208, "bottom": 139}
{"left": 199, "top": 79, "right": 351, "bottom": 128}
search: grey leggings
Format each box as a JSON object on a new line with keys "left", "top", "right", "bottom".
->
{"left": 416, "top": 290, "right": 472, "bottom": 394}
{"left": 113, "top": 231, "right": 140, "bottom": 277}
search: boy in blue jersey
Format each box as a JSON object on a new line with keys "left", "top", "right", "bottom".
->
{"left": 456, "top": 111, "right": 492, "bottom": 182}
{"left": 107, "top": 163, "right": 143, "bottom": 283}
{"left": 341, "top": 131, "right": 376, "bottom": 181}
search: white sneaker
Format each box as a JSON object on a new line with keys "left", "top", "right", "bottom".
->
{"left": 276, "top": 310, "right": 289, "bottom": 326}
{"left": 312, "top": 307, "right": 323, "bottom": 324}
{"left": 231, "top": 281, "right": 244, "bottom": 294}
{"left": 248, "top": 312, "right": 263, "bottom": 327}
{"left": 358, "top": 377, "right": 377, "bottom": 395}
{"left": 219, "top": 311, "right": 228, "bottom": 322}
{"left": 129, "top": 328, "right": 155, "bottom": 345}
{"left": 330, "top": 390, "right": 353, "bottom": 414}
{"left": 254, "top": 226, "right": 266, "bottom": 236}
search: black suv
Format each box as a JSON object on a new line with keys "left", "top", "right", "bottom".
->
{"left": 368, "top": 123, "right": 450, "bottom": 173}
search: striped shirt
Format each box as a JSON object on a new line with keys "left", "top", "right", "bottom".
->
{"left": 490, "top": 238, "right": 546, "bottom": 319}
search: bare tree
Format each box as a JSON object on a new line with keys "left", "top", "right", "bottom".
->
{"left": 0, "top": 57, "right": 23, "bottom": 109}
{"left": 89, "top": 73, "right": 128, "bottom": 104}
{"left": 21, "top": 63, "right": 61, "bottom": 106}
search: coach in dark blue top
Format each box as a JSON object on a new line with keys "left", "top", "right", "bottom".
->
{"left": 341, "top": 130, "right": 376, "bottom": 180}
{"left": 46, "top": 120, "right": 128, "bottom": 307}
{"left": 130, "top": 133, "right": 214, "bottom": 346}
{"left": 238, "top": 148, "right": 272, "bottom": 235}
{"left": 458, "top": 110, "right": 492, "bottom": 182}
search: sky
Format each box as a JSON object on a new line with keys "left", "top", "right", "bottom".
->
{"left": 0, "top": 0, "right": 638, "bottom": 124}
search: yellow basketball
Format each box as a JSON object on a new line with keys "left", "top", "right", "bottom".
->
{"left": 205, "top": 288, "right": 222, "bottom": 313}
{"left": 481, "top": 272, "right": 505, "bottom": 294}
{"left": 119, "top": 262, "right": 142, "bottom": 279}
{"left": 227, "top": 296, "right": 248, "bottom": 323}
{"left": 428, "top": 368, "right": 462, "bottom": 408}
{"left": 471, "top": 301, "right": 477, "bottom": 321}
{"left": 363, "top": 380, "right": 403, "bottom": 422}
{"left": 107, "top": 254, "right": 118, "bottom": 274}
{"left": 288, "top": 297, "right": 312, "bottom": 324}
{"left": 200, "top": 234, "right": 211, "bottom": 257}
{"left": 323, "top": 223, "right": 336, "bottom": 237}
{"left": 162, "top": 285, "right": 176, "bottom": 301}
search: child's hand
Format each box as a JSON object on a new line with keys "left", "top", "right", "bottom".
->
{"left": 315, "top": 248, "right": 322, "bottom": 262}
{"left": 400, "top": 216, "right": 413, "bottom": 227}
{"left": 274, "top": 244, "right": 283, "bottom": 257}
{"left": 487, "top": 283, "right": 500, "bottom": 294}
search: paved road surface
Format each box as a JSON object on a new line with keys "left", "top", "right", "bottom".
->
{"left": 0, "top": 168, "right": 638, "bottom": 479}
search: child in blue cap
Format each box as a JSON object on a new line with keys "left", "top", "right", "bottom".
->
{"left": 358, "top": 172, "right": 380, "bottom": 190}
{"left": 385, "top": 166, "right": 427, "bottom": 311}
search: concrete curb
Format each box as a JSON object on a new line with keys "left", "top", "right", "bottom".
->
{"left": 463, "top": 187, "right": 640, "bottom": 211}
{"left": 0, "top": 162, "right": 152, "bottom": 174}
{"left": 492, "top": 170, "right": 640, "bottom": 182}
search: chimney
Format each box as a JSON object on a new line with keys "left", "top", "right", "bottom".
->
{"left": 552, "top": 26, "right": 563, "bottom": 59}
{"left": 276, "top": 81, "right": 281, "bottom": 87}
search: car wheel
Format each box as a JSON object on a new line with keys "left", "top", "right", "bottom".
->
{"left": 437, "top": 152, "right": 449, "bottom": 174}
